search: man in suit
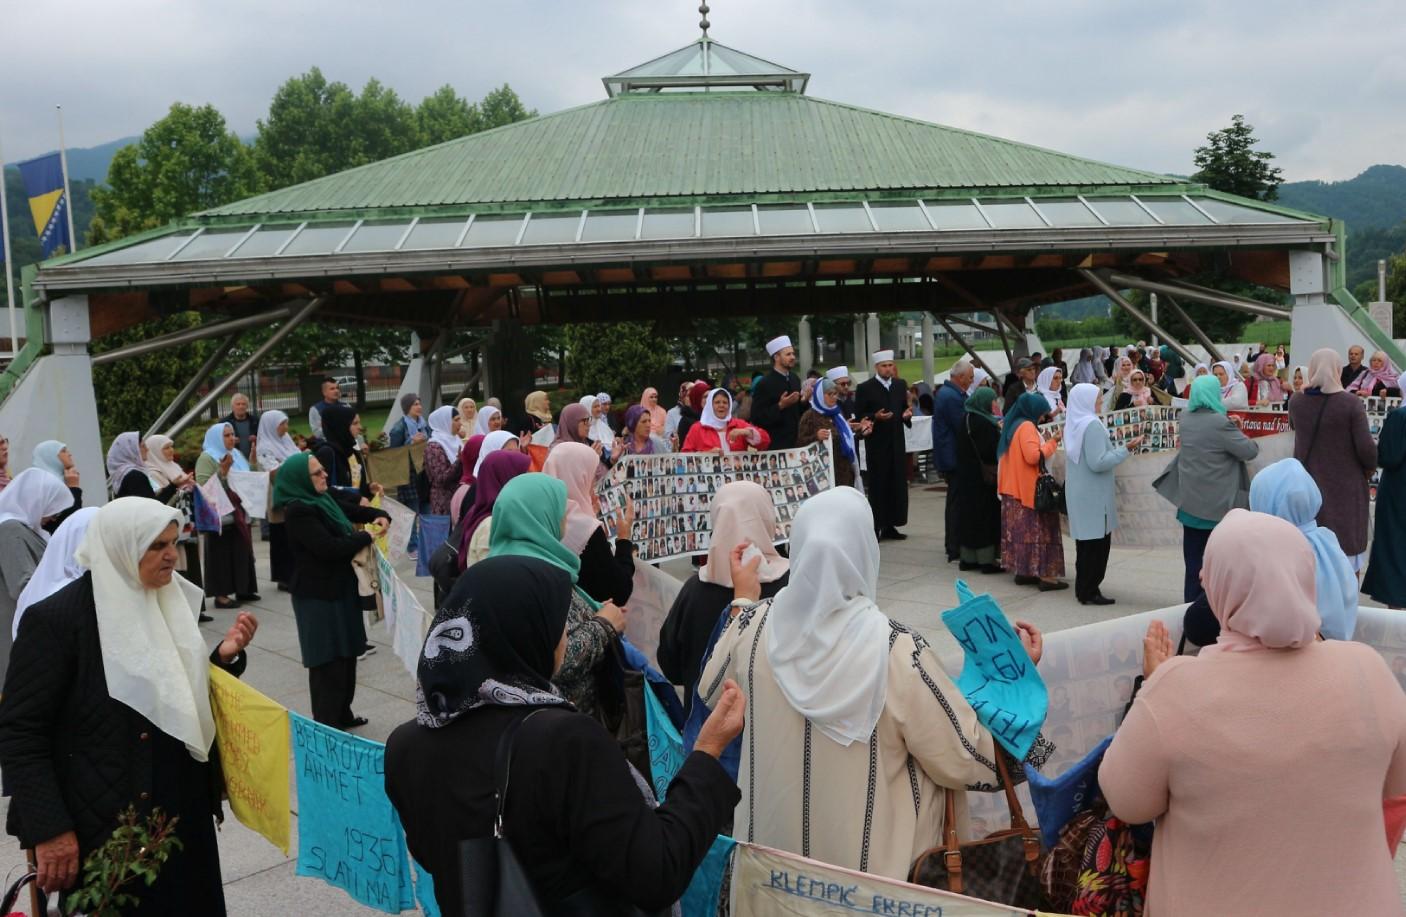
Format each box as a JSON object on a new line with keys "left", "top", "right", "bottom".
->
{"left": 750, "top": 334, "right": 803, "bottom": 450}
{"left": 854, "top": 349, "right": 912, "bottom": 540}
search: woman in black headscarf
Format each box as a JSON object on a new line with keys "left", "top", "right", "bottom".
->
{"left": 385, "top": 555, "right": 745, "bottom": 916}
{"left": 312, "top": 403, "right": 377, "bottom": 501}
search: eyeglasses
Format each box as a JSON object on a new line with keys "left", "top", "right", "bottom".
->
{"left": 310, "top": 468, "right": 328, "bottom": 478}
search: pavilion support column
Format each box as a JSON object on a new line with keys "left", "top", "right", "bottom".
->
{"left": 866, "top": 312, "right": 880, "bottom": 360}
{"left": 921, "top": 312, "right": 935, "bottom": 385}
{"left": 1286, "top": 251, "right": 1372, "bottom": 368}
{"left": 797, "top": 316, "right": 813, "bottom": 376}
{"left": 0, "top": 295, "right": 105, "bottom": 504}
{"left": 851, "top": 318, "right": 865, "bottom": 369}
{"left": 484, "top": 317, "right": 536, "bottom": 404}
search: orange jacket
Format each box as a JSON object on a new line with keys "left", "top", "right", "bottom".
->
{"left": 997, "top": 421, "right": 1058, "bottom": 510}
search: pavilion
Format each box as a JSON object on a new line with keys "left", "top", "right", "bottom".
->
{"left": 0, "top": 14, "right": 1390, "bottom": 491}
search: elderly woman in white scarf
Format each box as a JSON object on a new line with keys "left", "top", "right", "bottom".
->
{"left": 0, "top": 497, "right": 257, "bottom": 903}
{"left": 1036, "top": 365, "right": 1065, "bottom": 414}
{"left": 700, "top": 487, "right": 1052, "bottom": 880}
{"left": 0, "top": 468, "right": 74, "bottom": 684}
{"left": 255, "top": 410, "right": 303, "bottom": 590}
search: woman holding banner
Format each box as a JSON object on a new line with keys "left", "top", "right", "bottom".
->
{"left": 543, "top": 443, "right": 635, "bottom": 606}
{"left": 255, "top": 410, "right": 302, "bottom": 591}
{"left": 0, "top": 497, "right": 258, "bottom": 907}
{"left": 996, "top": 392, "right": 1066, "bottom": 590}
{"left": 276, "top": 453, "right": 390, "bottom": 729}
{"left": 699, "top": 487, "right": 1051, "bottom": 881}
{"left": 682, "top": 388, "right": 771, "bottom": 454}
{"left": 797, "top": 377, "right": 863, "bottom": 489}
{"left": 195, "top": 422, "right": 259, "bottom": 609}
{"left": 1100, "top": 510, "right": 1406, "bottom": 917}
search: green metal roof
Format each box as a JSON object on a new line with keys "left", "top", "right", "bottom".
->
{"left": 199, "top": 91, "right": 1182, "bottom": 222}
{"left": 603, "top": 37, "right": 809, "bottom": 95}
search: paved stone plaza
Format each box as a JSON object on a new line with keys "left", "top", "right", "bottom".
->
{"left": 0, "top": 484, "right": 1399, "bottom": 914}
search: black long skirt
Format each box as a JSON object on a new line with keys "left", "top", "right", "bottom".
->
{"left": 267, "top": 521, "right": 295, "bottom": 585}
{"left": 202, "top": 528, "right": 257, "bottom": 597}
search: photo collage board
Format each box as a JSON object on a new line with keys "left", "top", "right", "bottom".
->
{"left": 595, "top": 441, "right": 835, "bottom": 563}
{"left": 1038, "top": 405, "right": 1183, "bottom": 455}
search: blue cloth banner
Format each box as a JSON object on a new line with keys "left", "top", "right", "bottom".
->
{"left": 682, "top": 608, "right": 742, "bottom": 780}
{"left": 681, "top": 835, "right": 737, "bottom": 917}
{"left": 940, "top": 580, "right": 1048, "bottom": 760}
{"left": 16, "top": 153, "right": 70, "bottom": 258}
{"left": 415, "top": 514, "right": 450, "bottom": 578}
{"left": 412, "top": 859, "right": 440, "bottom": 917}
{"left": 643, "top": 678, "right": 686, "bottom": 801}
{"left": 291, "top": 713, "right": 416, "bottom": 913}
{"left": 1024, "top": 734, "right": 1113, "bottom": 849}
{"left": 191, "top": 485, "right": 221, "bottom": 534}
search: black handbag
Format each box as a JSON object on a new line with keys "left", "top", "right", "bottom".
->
{"left": 1034, "top": 456, "right": 1066, "bottom": 515}
{"left": 1, "top": 871, "right": 48, "bottom": 916}
{"left": 428, "top": 509, "right": 473, "bottom": 597}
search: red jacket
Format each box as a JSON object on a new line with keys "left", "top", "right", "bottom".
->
{"left": 681, "top": 418, "right": 770, "bottom": 453}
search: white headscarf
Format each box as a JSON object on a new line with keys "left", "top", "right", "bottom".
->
{"left": 1035, "top": 366, "right": 1063, "bottom": 411}
{"left": 456, "top": 398, "right": 478, "bottom": 440}
{"left": 474, "top": 430, "right": 516, "bottom": 477}
{"left": 474, "top": 404, "right": 501, "bottom": 436}
{"left": 0, "top": 468, "right": 74, "bottom": 541}
{"left": 143, "top": 434, "right": 186, "bottom": 487}
{"left": 701, "top": 387, "right": 733, "bottom": 431}
{"left": 765, "top": 487, "right": 889, "bottom": 747}
{"left": 255, "top": 409, "right": 300, "bottom": 470}
{"left": 1213, "top": 361, "right": 1239, "bottom": 396}
{"left": 1063, "top": 383, "right": 1104, "bottom": 466}
{"left": 579, "top": 395, "right": 615, "bottom": 447}
{"left": 427, "top": 405, "right": 461, "bottom": 462}
{"left": 77, "top": 498, "right": 215, "bottom": 762}
{"left": 1193, "top": 362, "right": 1210, "bottom": 377}
{"left": 13, "top": 506, "right": 98, "bottom": 638}
{"left": 970, "top": 367, "right": 991, "bottom": 390}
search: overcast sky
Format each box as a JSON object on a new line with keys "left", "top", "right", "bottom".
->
{"left": 4, "top": 0, "right": 1402, "bottom": 182}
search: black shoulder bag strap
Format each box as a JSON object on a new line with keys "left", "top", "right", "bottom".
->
{"left": 1300, "top": 395, "right": 1331, "bottom": 467}
{"left": 493, "top": 708, "right": 550, "bottom": 837}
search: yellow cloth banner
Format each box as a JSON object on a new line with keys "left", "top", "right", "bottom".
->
{"left": 365, "top": 442, "right": 426, "bottom": 491}
{"left": 208, "top": 665, "right": 292, "bottom": 855}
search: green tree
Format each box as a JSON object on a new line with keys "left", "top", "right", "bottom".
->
{"left": 1191, "top": 114, "right": 1284, "bottom": 202}
{"left": 416, "top": 85, "right": 480, "bottom": 145}
{"left": 88, "top": 104, "right": 256, "bottom": 244}
{"left": 90, "top": 312, "right": 216, "bottom": 438}
{"left": 1385, "top": 248, "right": 1406, "bottom": 332}
{"left": 565, "top": 321, "right": 671, "bottom": 397}
{"left": 254, "top": 68, "right": 378, "bottom": 190}
{"left": 477, "top": 84, "right": 537, "bottom": 130}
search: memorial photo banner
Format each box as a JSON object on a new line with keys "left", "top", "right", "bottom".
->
{"left": 596, "top": 441, "right": 834, "bottom": 563}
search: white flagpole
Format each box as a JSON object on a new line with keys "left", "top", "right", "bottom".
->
{"left": 0, "top": 128, "right": 17, "bottom": 358}
{"left": 56, "top": 105, "right": 77, "bottom": 254}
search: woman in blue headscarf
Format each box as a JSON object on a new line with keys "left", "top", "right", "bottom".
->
{"left": 31, "top": 440, "right": 83, "bottom": 533}
{"left": 1247, "top": 459, "right": 1357, "bottom": 640}
{"left": 797, "top": 377, "right": 861, "bottom": 490}
{"left": 194, "top": 422, "right": 258, "bottom": 608}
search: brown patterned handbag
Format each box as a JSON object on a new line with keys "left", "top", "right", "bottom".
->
{"left": 907, "top": 753, "right": 1047, "bottom": 910}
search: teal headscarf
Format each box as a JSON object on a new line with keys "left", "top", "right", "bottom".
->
{"left": 32, "top": 440, "right": 68, "bottom": 480}
{"left": 271, "top": 452, "right": 356, "bottom": 535}
{"left": 487, "top": 473, "right": 582, "bottom": 580}
{"left": 1160, "top": 345, "right": 1185, "bottom": 384}
{"left": 1187, "top": 375, "right": 1226, "bottom": 415}
{"left": 964, "top": 386, "right": 1000, "bottom": 426}
{"left": 996, "top": 392, "right": 1052, "bottom": 458}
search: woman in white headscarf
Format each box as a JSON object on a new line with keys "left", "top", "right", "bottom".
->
{"left": 580, "top": 395, "right": 616, "bottom": 452}
{"left": 1212, "top": 360, "right": 1249, "bottom": 409}
{"left": 195, "top": 423, "right": 259, "bottom": 609}
{"left": 473, "top": 404, "right": 502, "bottom": 436}
{"left": 0, "top": 497, "right": 257, "bottom": 904}
{"left": 143, "top": 433, "right": 203, "bottom": 596}
{"left": 255, "top": 409, "right": 302, "bottom": 590}
{"left": 1035, "top": 365, "right": 1065, "bottom": 414}
{"left": 0, "top": 468, "right": 74, "bottom": 683}
{"left": 12, "top": 506, "right": 98, "bottom": 639}
{"left": 456, "top": 398, "right": 479, "bottom": 440}
{"left": 700, "top": 487, "right": 1052, "bottom": 880}
{"left": 1064, "top": 383, "right": 1138, "bottom": 606}
{"left": 424, "top": 405, "right": 463, "bottom": 516}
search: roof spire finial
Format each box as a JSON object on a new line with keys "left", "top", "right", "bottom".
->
{"left": 698, "top": 2, "right": 711, "bottom": 37}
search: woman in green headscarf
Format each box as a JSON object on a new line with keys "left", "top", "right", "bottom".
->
{"left": 275, "top": 452, "right": 391, "bottom": 729}
{"left": 1159, "top": 345, "right": 1186, "bottom": 398}
{"left": 486, "top": 474, "right": 627, "bottom": 716}
{"left": 954, "top": 387, "right": 1004, "bottom": 573}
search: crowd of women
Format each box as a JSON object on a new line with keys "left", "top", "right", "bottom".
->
{"left": 7, "top": 338, "right": 1406, "bottom": 914}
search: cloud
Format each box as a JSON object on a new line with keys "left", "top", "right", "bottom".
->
{"left": 3, "top": 0, "right": 1401, "bottom": 182}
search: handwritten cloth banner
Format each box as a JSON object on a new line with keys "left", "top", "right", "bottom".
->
{"left": 372, "top": 495, "right": 417, "bottom": 565}
{"left": 941, "top": 581, "right": 1048, "bottom": 760}
{"left": 643, "top": 683, "right": 687, "bottom": 801}
{"left": 291, "top": 712, "right": 416, "bottom": 913}
{"left": 198, "top": 475, "right": 235, "bottom": 527}
{"left": 596, "top": 441, "right": 835, "bottom": 563}
{"left": 226, "top": 470, "right": 270, "bottom": 520}
{"left": 208, "top": 666, "right": 291, "bottom": 855}
{"left": 730, "top": 843, "right": 1036, "bottom": 916}
{"left": 682, "top": 836, "right": 737, "bottom": 917}
{"left": 412, "top": 859, "right": 441, "bottom": 917}
{"left": 904, "top": 415, "right": 933, "bottom": 454}
{"left": 364, "top": 442, "right": 426, "bottom": 492}
{"left": 375, "top": 548, "right": 432, "bottom": 676}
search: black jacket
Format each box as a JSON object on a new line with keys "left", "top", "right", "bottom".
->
{"left": 0, "top": 573, "right": 245, "bottom": 853}
{"left": 386, "top": 705, "right": 738, "bottom": 915}
{"left": 116, "top": 468, "right": 181, "bottom": 504}
{"left": 751, "top": 369, "right": 802, "bottom": 450}
{"left": 282, "top": 491, "right": 388, "bottom": 601}
{"left": 576, "top": 528, "right": 634, "bottom": 606}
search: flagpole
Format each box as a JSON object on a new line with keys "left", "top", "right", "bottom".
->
{"left": 56, "top": 105, "right": 77, "bottom": 254}
{"left": 0, "top": 128, "right": 17, "bottom": 359}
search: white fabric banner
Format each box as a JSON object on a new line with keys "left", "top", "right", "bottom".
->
{"left": 904, "top": 415, "right": 932, "bottom": 454}
{"left": 376, "top": 496, "right": 418, "bottom": 565}
{"left": 198, "top": 475, "right": 235, "bottom": 528}
{"left": 226, "top": 470, "right": 269, "bottom": 520}
{"left": 596, "top": 442, "right": 834, "bottom": 564}
{"left": 623, "top": 562, "right": 684, "bottom": 672}
{"left": 375, "top": 548, "right": 432, "bottom": 676}
{"left": 730, "top": 843, "right": 1031, "bottom": 917}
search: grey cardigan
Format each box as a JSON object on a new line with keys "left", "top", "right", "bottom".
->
{"left": 1153, "top": 409, "right": 1259, "bottom": 522}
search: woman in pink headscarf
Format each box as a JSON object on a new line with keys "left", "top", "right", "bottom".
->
{"left": 1246, "top": 352, "right": 1287, "bottom": 407}
{"left": 448, "top": 435, "right": 486, "bottom": 524}
{"left": 639, "top": 387, "right": 667, "bottom": 436}
{"left": 1346, "top": 349, "right": 1401, "bottom": 398}
{"left": 1100, "top": 509, "right": 1406, "bottom": 916}
{"left": 542, "top": 442, "right": 634, "bottom": 605}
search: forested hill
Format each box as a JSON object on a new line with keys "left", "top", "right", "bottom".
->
{"left": 1277, "top": 164, "right": 1406, "bottom": 231}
